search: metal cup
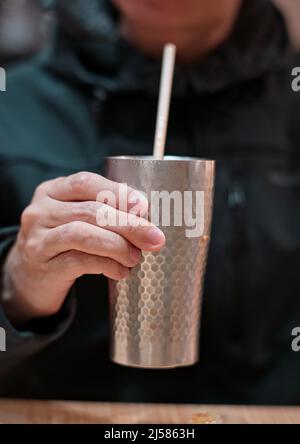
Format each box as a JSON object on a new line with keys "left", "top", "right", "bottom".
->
{"left": 106, "top": 156, "right": 215, "bottom": 369}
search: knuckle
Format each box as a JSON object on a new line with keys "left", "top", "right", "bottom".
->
{"left": 21, "top": 205, "right": 40, "bottom": 230}
{"left": 105, "top": 231, "right": 119, "bottom": 252}
{"left": 69, "top": 172, "right": 92, "bottom": 194}
{"left": 60, "top": 221, "right": 89, "bottom": 245}
{"left": 59, "top": 200, "right": 72, "bottom": 216}
{"left": 74, "top": 202, "right": 97, "bottom": 223}
{"left": 24, "top": 237, "right": 41, "bottom": 261}
{"left": 34, "top": 181, "right": 49, "bottom": 199}
{"left": 59, "top": 222, "right": 80, "bottom": 243}
{"left": 57, "top": 224, "right": 71, "bottom": 243}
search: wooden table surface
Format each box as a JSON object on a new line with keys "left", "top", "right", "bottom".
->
{"left": 0, "top": 399, "right": 300, "bottom": 424}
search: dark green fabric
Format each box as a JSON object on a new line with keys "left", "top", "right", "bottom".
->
{"left": 0, "top": 0, "right": 300, "bottom": 404}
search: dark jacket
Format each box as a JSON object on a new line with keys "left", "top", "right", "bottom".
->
{"left": 0, "top": 0, "right": 300, "bottom": 404}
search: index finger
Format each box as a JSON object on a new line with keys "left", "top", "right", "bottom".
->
{"left": 38, "top": 172, "right": 149, "bottom": 216}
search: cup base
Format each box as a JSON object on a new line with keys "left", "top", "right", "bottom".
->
{"left": 111, "top": 357, "right": 198, "bottom": 370}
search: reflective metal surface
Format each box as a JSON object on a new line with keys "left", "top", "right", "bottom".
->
{"left": 106, "top": 156, "right": 215, "bottom": 369}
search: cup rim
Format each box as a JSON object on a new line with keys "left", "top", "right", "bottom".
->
{"left": 106, "top": 155, "right": 215, "bottom": 163}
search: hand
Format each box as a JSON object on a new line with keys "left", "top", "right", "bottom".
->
{"left": 2, "top": 172, "right": 165, "bottom": 325}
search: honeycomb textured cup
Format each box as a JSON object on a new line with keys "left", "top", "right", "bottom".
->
{"left": 106, "top": 157, "right": 215, "bottom": 369}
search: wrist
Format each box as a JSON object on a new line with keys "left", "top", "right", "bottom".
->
{"left": 1, "top": 251, "right": 35, "bottom": 327}
{"left": 1, "top": 244, "right": 50, "bottom": 326}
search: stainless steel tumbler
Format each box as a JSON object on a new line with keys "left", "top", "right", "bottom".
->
{"left": 106, "top": 156, "right": 215, "bottom": 369}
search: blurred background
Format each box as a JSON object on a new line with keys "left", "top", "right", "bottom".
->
{"left": 0, "top": 0, "right": 54, "bottom": 65}
{"left": 0, "top": 0, "right": 299, "bottom": 67}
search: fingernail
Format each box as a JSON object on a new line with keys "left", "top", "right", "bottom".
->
{"left": 130, "top": 246, "right": 142, "bottom": 263}
{"left": 147, "top": 227, "right": 165, "bottom": 246}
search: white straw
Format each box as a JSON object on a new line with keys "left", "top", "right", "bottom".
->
{"left": 153, "top": 44, "right": 177, "bottom": 160}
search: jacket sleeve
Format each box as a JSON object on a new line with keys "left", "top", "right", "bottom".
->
{"left": 0, "top": 226, "right": 76, "bottom": 377}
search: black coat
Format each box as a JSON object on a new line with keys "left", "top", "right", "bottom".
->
{"left": 0, "top": 0, "right": 300, "bottom": 404}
